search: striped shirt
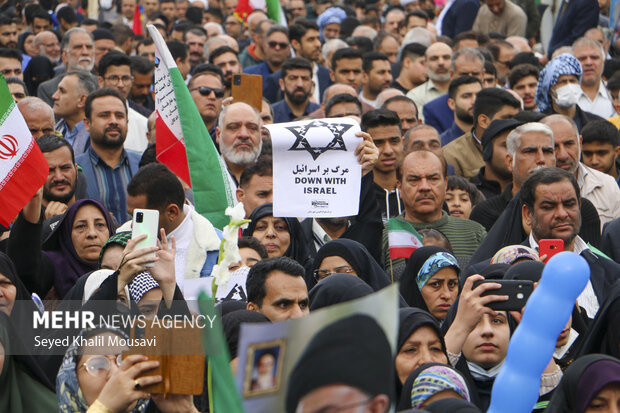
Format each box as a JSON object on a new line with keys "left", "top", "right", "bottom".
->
{"left": 86, "top": 146, "right": 133, "bottom": 224}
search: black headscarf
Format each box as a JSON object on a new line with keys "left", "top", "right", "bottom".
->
{"left": 425, "top": 398, "right": 483, "bottom": 413}
{"left": 440, "top": 273, "right": 518, "bottom": 412}
{"left": 42, "top": 199, "right": 115, "bottom": 298}
{"left": 545, "top": 354, "right": 620, "bottom": 413}
{"left": 22, "top": 56, "right": 55, "bottom": 96}
{"left": 285, "top": 314, "right": 394, "bottom": 413}
{"left": 395, "top": 308, "right": 449, "bottom": 400}
{"left": 18, "top": 31, "right": 34, "bottom": 56}
{"left": 308, "top": 273, "right": 374, "bottom": 311}
{"left": 400, "top": 246, "right": 458, "bottom": 312}
{"left": 222, "top": 310, "right": 270, "bottom": 359}
{"left": 576, "top": 280, "right": 620, "bottom": 359}
{"left": 311, "top": 239, "right": 392, "bottom": 291}
{"left": 243, "top": 203, "right": 313, "bottom": 273}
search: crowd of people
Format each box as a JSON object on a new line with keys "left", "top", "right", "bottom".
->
{"left": 0, "top": 0, "right": 619, "bottom": 411}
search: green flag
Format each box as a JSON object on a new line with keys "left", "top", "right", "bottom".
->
{"left": 198, "top": 291, "right": 245, "bottom": 412}
{"left": 148, "top": 24, "right": 234, "bottom": 229}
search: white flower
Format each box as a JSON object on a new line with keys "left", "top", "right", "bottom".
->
{"left": 212, "top": 203, "right": 251, "bottom": 289}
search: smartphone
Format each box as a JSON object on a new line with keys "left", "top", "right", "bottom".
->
{"left": 232, "top": 73, "right": 263, "bottom": 111}
{"left": 131, "top": 209, "right": 159, "bottom": 267}
{"left": 539, "top": 239, "right": 564, "bottom": 263}
{"left": 472, "top": 279, "right": 534, "bottom": 311}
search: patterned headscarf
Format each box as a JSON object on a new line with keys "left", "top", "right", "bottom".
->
{"left": 98, "top": 231, "right": 132, "bottom": 268}
{"left": 129, "top": 272, "right": 160, "bottom": 303}
{"left": 491, "top": 245, "right": 539, "bottom": 265}
{"left": 416, "top": 252, "right": 460, "bottom": 290}
{"left": 410, "top": 365, "right": 471, "bottom": 409}
{"left": 56, "top": 327, "right": 149, "bottom": 413}
{"left": 536, "top": 54, "right": 583, "bottom": 112}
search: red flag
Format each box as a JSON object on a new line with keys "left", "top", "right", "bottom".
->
{"left": 132, "top": 3, "right": 144, "bottom": 35}
{"left": 0, "top": 76, "right": 48, "bottom": 227}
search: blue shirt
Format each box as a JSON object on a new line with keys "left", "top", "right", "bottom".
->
{"left": 440, "top": 122, "right": 465, "bottom": 146}
{"left": 243, "top": 61, "right": 273, "bottom": 90}
{"left": 79, "top": 146, "right": 135, "bottom": 224}
{"left": 56, "top": 119, "right": 90, "bottom": 155}
{"left": 422, "top": 94, "right": 453, "bottom": 134}
{"left": 272, "top": 99, "right": 320, "bottom": 124}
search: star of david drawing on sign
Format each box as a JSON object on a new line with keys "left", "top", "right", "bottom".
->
{"left": 285, "top": 120, "right": 352, "bottom": 160}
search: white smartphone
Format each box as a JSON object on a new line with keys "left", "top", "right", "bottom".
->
{"left": 131, "top": 208, "right": 159, "bottom": 267}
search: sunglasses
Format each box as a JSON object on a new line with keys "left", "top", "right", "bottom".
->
{"left": 268, "top": 41, "right": 289, "bottom": 50}
{"left": 191, "top": 86, "right": 226, "bottom": 98}
{"left": 79, "top": 354, "right": 123, "bottom": 377}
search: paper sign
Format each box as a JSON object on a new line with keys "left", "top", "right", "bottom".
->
{"left": 235, "top": 284, "right": 399, "bottom": 412}
{"left": 266, "top": 118, "right": 362, "bottom": 218}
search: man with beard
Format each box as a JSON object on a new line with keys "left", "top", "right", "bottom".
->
{"left": 359, "top": 52, "right": 392, "bottom": 109}
{"left": 508, "top": 64, "right": 539, "bottom": 111}
{"left": 541, "top": 114, "right": 620, "bottom": 226}
{"left": 76, "top": 88, "right": 141, "bottom": 224}
{"left": 37, "top": 28, "right": 96, "bottom": 107}
{"left": 264, "top": 19, "right": 331, "bottom": 104}
{"left": 184, "top": 27, "right": 207, "bottom": 69}
{"left": 521, "top": 167, "right": 620, "bottom": 317}
{"left": 36, "top": 134, "right": 86, "bottom": 219}
{"left": 0, "top": 48, "right": 22, "bottom": 80}
{"left": 441, "top": 76, "right": 481, "bottom": 145}
{"left": 52, "top": 70, "right": 98, "bottom": 156}
{"left": 209, "top": 46, "right": 241, "bottom": 97}
{"left": 444, "top": 88, "right": 521, "bottom": 178}
{"left": 216, "top": 102, "right": 262, "bottom": 189}
{"left": 0, "top": 16, "right": 17, "bottom": 49}
{"left": 98, "top": 51, "right": 149, "bottom": 153}
{"left": 34, "top": 31, "right": 61, "bottom": 66}
{"left": 272, "top": 58, "right": 319, "bottom": 123}
{"left": 407, "top": 42, "right": 452, "bottom": 121}
{"left": 129, "top": 55, "right": 154, "bottom": 115}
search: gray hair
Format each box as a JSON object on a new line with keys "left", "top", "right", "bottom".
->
{"left": 321, "top": 38, "right": 347, "bottom": 61}
{"left": 451, "top": 47, "right": 485, "bottom": 72}
{"left": 60, "top": 27, "right": 93, "bottom": 51}
{"left": 402, "top": 27, "right": 433, "bottom": 48}
{"left": 572, "top": 36, "right": 606, "bottom": 60}
{"left": 506, "top": 122, "right": 555, "bottom": 157}
{"left": 218, "top": 101, "right": 262, "bottom": 131}
{"left": 204, "top": 22, "right": 224, "bottom": 36}
{"left": 64, "top": 70, "right": 98, "bottom": 95}
{"left": 351, "top": 25, "right": 378, "bottom": 41}
{"left": 17, "top": 97, "right": 54, "bottom": 119}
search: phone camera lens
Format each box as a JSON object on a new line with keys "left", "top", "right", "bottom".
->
{"left": 136, "top": 212, "right": 143, "bottom": 223}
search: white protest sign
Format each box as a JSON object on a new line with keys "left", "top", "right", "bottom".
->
{"left": 266, "top": 118, "right": 362, "bottom": 218}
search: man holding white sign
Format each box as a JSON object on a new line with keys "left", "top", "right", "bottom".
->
{"left": 267, "top": 117, "right": 378, "bottom": 218}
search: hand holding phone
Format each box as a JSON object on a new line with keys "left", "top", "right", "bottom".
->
{"left": 538, "top": 239, "right": 564, "bottom": 263}
{"left": 472, "top": 279, "right": 534, "bottom": 311}
{"left": 131, "top": 209, "right": 159, "bottom": 267}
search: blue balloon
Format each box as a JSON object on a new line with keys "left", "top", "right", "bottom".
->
{"left": 487, "top": 252, "right": 590, "bottom": 413}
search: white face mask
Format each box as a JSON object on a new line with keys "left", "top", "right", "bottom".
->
{"left": 553, "top": 83, "right": 582, "bottom": 108}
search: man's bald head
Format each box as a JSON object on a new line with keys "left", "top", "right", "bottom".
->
{"left": 18, "top": 97, "right": 56, "bottom": 139}
{"left": 322, "top": 83, "right": 357, "bottom": 104}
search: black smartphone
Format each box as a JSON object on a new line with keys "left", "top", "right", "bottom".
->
{"left": 472, "top": 279, "right": 534, "bottom": 311}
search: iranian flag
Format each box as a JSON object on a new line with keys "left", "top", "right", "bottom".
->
{"left": 387, "top": 218, "right": 424, "bottom": 259}
{"left": 235, "top": 0, "right": 287, "bottom": 25}
{"left": 147, "top": 25, "right": 234, "bottom": 229}
{"left": 0, "top": 75, "right": 48, "bottom": 227}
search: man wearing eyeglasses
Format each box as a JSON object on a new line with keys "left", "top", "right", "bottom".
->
{"left": 97, "top": 51, "right": 149, "bottom": 153}
{"left": 244, "top": 25, "right": 291, "bottom": 91}
{"left": 189, "top": 64, "right": 226, "bottom": 146}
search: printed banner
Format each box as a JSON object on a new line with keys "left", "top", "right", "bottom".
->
{"left": 266, "top": 117, "right": 362, "bottom": 218}
{"left": 235, "top": 284, "right": 399, "bottom": 412}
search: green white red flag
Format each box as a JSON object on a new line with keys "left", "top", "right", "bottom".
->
{"left": 147, "top": 24, "right": 234, "bottom": 229}
{"left": 387, "top": 218, "right": 424, "bottom": 259}
{"left": 0, "top": 75, "right": 48, "bottom": 227}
